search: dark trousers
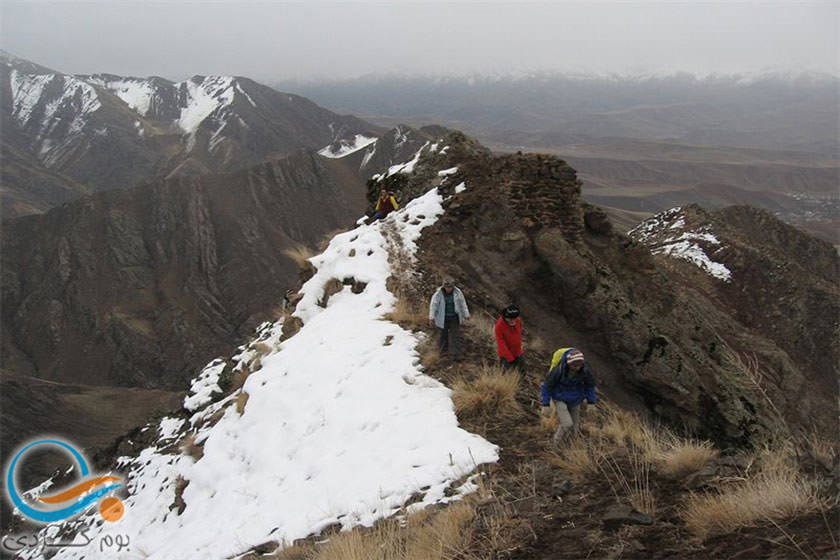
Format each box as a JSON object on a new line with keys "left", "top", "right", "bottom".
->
{"left": 438, "top": 317, "right": 461, "bottom": 355}
{"left": 500, "top": 355, "right": 526, "bottom": 371}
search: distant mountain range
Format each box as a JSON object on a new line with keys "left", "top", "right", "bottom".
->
{"left": 0, "top": 51, "right": 379, "bottom": 219}
{"left": 279, "top": 72, "right": 839, "bottom": 155}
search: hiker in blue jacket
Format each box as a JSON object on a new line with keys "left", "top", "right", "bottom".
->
{"left": 540, "top": 348, "right": 596, "bottom": 448}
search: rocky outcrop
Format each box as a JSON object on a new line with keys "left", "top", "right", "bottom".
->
{"left": 466, "top": 152, "right": 584, "bottom": 241}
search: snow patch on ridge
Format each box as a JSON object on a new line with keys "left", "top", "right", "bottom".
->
{"left": 630, "top": 207, "right": 732, "bottom": 282}
{"left": 183, "top": 359, "right": 226, "bottom": 411}
{"left": 317, "top": 134, "right": 378, "bottom": 158}
{"left": 380, "top": 141, "right": 430, "bottom": 178}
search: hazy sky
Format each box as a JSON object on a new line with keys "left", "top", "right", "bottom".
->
{"left": 1, "top": 1, "right": 837, "bottom": 81}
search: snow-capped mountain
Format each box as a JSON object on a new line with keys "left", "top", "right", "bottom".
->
{"left": 0, "top": 51, "right": 379, "bottom": 218}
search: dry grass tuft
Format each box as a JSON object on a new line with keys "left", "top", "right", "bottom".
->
{"left": 272, "top": 302, "right": 290, "bottom": 321}
{"left": 545, "top": 437, "right": 600, "bottom": 482}
{"left": 681, "top": 458, "right": 829, "bottom": 539}
{"left": 598, "top": 447, "right": 656, "bottom": 515}
{"left": 654, "top": 438, "right": 719, "bottom": 478}
{"left": 451, "top": 366, "right": 521, "bottom": 419}
{"left": 386, "top": 295, "right": 428, "bottom": 329}
{"left": 590, "top": 405, "right": 649, "bottom": 450}
{"left": 317, "top": 278, "right": 345, "bottom": 308}
{"left": 277, "top": 502, "right": 476, "bottom": 560}
{"left": 545, "top": 401, "right": 717, "bottom": 509}
{"left": 236, "top": 391, "right": 250, "bottom": 414}
{"left": 282, "top": 244, "right": 315, "bottom": 270}
{"left": 537, "top": 410, "right": 559, "bottom": 437}
{"left": 252, "top": 342, "right": 273, "bottom": 357}
{"left": 171, "top": 475, "right": 189, "bottom": 515}
{"left": 181, "top": 433, "right": 204, "bottom": 461}
{"left": 229, "top": 364, "right": 252, "bottom": 393}
{"left": 467, "top": 313, "right": 496, "bottom": 345}
{"left": 799, "top": 432, "right": 838, "bottom": 471}
{"left": 419, "top": 340, "right": 441, "bottom": 371}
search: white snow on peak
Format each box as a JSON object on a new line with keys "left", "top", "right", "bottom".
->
{"left": 87, "top": 76, "right": 156, "bottom": 116}
{"left": 177, "top": 76, "right": 235, "bottom": 136}
{"left": 437, "top": 166, "right": 459, "bottom": 176}
{"left": 9, "top": 70, "right": 101, "bottom": 133}
{"left": 317, "top": 134, "right": 378, "bottom": 158}
{"left": 9, "top": 70, "right": 53, "bottom": 127}
{"left": 9, "top": 70, "right": 102, "bottom": 166}
{"left": 630, "top": 207, "right": 732, "bottom": 282}
{"left": 360, "top": 144, "right": 377, "bottom": 169}
{"left": 36, "top": 177, "right": 496, "bottom": 560}
{"left": 393, "top": 125, "right": 410, "bottom": 151}
{"left": 235, "top": 82, "right": 257, "bottom": 107}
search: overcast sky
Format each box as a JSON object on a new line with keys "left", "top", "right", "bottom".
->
{"left": 1, "top": 1, "right": 837, "bottom": 82}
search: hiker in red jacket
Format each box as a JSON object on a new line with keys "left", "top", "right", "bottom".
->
{"left": 495, "top": 305, "right": 525, "bottom": 371}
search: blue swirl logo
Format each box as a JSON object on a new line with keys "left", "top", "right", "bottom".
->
{"left": 6, "top": 440, "right": 125, "bottom": 523}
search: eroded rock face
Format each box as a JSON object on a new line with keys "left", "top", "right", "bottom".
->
{"left": 414, "top": 149, "right": 837, "bottom": 446}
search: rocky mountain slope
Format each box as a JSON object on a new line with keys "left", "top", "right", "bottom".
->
{"left": 407, "top": 149, "right": 838, "bottom": 445}
{"left": 0, "top": 51, "right": 378, "bottom": 219}
{"left": 1, "top": 151, "right": 366, "bottom": 389}
{"left": 629, "top": 204, "right": 838, "bottom": 383}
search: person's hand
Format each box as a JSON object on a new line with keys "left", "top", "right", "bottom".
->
{"left": 540, "top": 405, "right": 552, "bottom": 418}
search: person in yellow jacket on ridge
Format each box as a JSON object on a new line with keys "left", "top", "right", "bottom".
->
{"left": 371, "top": 189, "right": 399, "bottom": 221}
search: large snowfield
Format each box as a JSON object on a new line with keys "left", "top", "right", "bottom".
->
{"left": 22, "top": 155, "right": 498, "bottom": 560}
